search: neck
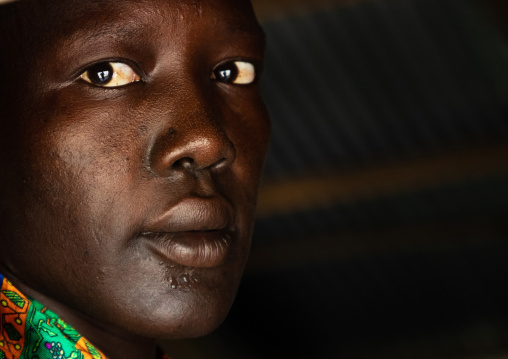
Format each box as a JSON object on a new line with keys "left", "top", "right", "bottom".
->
{"left": 1, "top": 269, "right": 160, "bottom": 359}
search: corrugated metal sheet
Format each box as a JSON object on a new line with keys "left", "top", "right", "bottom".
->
{"left": 261, "top": 0, "right": 508, "bottom": 176}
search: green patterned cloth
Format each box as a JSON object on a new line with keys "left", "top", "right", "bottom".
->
{"left": 0, "top": 273, "right": 106, "bottom": 359}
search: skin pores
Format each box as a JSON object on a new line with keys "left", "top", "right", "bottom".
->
{"left": 0, "top": 0, "right": 269, "bottom": 355}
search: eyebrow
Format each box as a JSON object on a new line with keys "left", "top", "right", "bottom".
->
{"left": 71, "top": 20, "right": 150, "bottom": 47}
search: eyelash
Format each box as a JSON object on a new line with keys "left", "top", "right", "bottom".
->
{"left": 79, "top": 60, "right": 257, "bottom": 88}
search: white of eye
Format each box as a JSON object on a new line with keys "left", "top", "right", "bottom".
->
{"left": 81, "top": 62, "right": 141, "bottom": 87}
{"left": 233, "top": 61, "right": 256, "bottom": 84}
{"left": 212, "top": 61, "right": 256, "bottom": 85}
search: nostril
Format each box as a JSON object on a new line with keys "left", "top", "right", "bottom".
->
{"left": 149, "top": 130, "right": 237, "bottom": 176}
{"left": 211, "top": 157, "right": 228, "bottom": 171}
{"left": 172, "top": 157, "right": 195, "bottom": 170}
{"left": 172, "top": 156, "right": 229, "bottom": 171}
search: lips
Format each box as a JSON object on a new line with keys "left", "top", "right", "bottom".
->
{"left": 142, "top": 197, "right": 236, "bottom": 268}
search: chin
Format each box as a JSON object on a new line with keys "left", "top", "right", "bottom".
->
{"left": 145, "top": 292, "right": 237, "bottom": 340}
{"left": 97, "top": 261, "right": 244, "bottom": 341}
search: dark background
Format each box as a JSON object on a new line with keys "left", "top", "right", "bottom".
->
{"left": 164, "top": 0, "right": 508, "bottom": 357}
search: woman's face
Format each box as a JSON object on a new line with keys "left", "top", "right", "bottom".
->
{"left": 0, "top": 0, "right": 269, "bottom": 339}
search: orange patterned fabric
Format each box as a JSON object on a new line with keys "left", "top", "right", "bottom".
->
{"left": 0, "top": 277, "right": 29, "bottom": 357}
{"left": 0, "top": 274, "right": 170, "bottom": 359}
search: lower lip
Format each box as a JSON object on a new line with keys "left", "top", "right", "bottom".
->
{"left": 144, "top": 231, "right": 232, "bottom": 268}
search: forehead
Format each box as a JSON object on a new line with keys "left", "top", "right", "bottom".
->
{"left": 24, "top": 0, "right": 262, "bottom": 41}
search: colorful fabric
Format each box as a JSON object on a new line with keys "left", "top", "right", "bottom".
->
{"left": 0, "top": 274, "right": 169, "bottom": 359}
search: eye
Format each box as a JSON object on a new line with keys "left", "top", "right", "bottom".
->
{"left": 211, "top": 61, "right": 256, "bottom": 85}
{"left": 80, "top": 62, "right": 141, "bottom": 87}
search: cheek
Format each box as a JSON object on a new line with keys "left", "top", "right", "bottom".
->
{"left": 224, "top": 102, "right": 270, "bottom": 242}
{"left": 228, "top": 96, "right": 271, "bottom": 177}
{"left": 29, "top": 91, "right": 146, "bottom": 193}
{"left": 3, "top": 94, "right": 146, "bottom": 263}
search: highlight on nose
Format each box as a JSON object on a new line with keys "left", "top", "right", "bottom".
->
{"left": 149, "top": 131, "right": 236, "bottom": 176}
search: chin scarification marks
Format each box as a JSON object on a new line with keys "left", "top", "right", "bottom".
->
{"left": 168, "top": 275, "right": 196, "bottom": 291}
{"left": 0, "top": 274, "right": 107, "bottom": 359}
{"left": 161, "top": 267, "right": 199, "bottom": 292}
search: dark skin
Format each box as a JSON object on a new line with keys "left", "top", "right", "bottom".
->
{"left": 0, "top": 0, "right": 269, "bottom": 358}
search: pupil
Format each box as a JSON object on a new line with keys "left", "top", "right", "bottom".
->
{"left": 214, "top": 63, "right": 238, "bottom": 83}
{"left": 88, "top": 63, "right": 114, "bottom": 85}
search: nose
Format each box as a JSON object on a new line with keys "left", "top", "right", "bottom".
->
{"left": 148, "top": 96, "right": 236, "bottom": 177}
